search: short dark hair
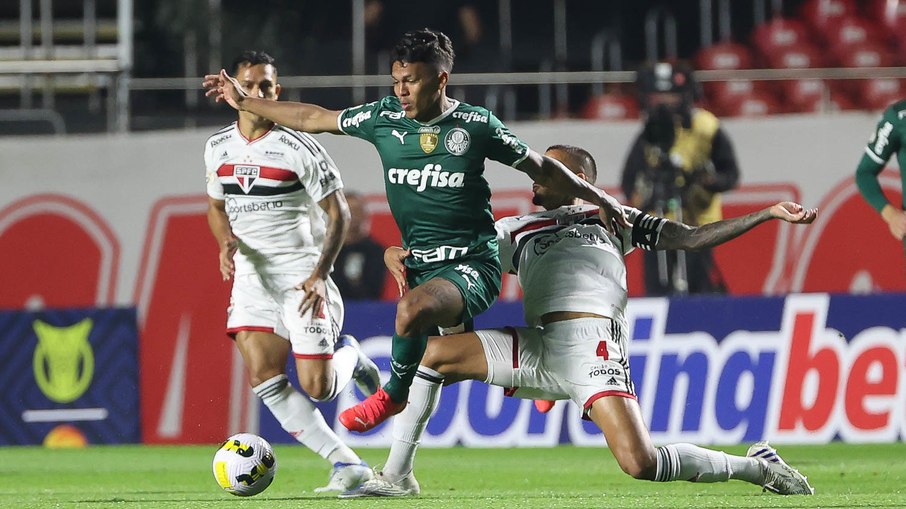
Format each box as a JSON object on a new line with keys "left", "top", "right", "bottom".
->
{"left": 392, "top": 29, "right": 455, "bottom": 72}
{"left": 546, "top": 144, "right": 598, "bottom": 185}
{"left": 231, "top": 50, "right": 277, "bottom": 75}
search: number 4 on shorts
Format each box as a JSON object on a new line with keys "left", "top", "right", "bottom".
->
{"left": 596, "top": 340, "right": 609, "bottom": 360}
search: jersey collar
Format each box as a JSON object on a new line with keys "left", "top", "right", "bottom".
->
{"left": 416, "top": 99, "right": 460, "bottom": 126}
{"left": 236, "top": 122, "right": 275, "bottom": 144}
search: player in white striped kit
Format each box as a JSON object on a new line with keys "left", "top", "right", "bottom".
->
{"left": 343, "top": 145, "right": 816, "bottom": 497}
{"left": 204, "top": 50, "right": 379, "bottom": 492}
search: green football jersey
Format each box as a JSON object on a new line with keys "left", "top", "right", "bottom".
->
{"left": 337, "top": 96, "right": 530, "bottom": 271}
{"left": 858, "top": 99, "right": 906, "bottom": 212}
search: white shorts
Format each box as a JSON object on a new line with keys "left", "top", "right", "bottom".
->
{"left": 226, "top": 272, "right": 344, "bottom": 359}
{"left": 477, "top": 317, "right": 636, "bottom": 412}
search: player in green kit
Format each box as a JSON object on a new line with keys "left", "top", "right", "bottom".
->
{"left": 203, "top": 29, "right": 626, "bottom": 433}
{"left": 855, "top": 99, "right": 906, "bottom": 259}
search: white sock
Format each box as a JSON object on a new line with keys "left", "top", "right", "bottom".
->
{"left": 655, "top": 443, "right": 762, "bottom": 484}
{"left": 322, "top": 344, "right": 357, "bottom": 401}
{"left": 253, "top": 374, "right": 360, "bottom": 465}
{"left": 383, "top": 366, "right": 443, "bottom": 479}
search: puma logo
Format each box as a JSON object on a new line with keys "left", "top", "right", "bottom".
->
{"left": 391, "top": 129, "right": 407, "bottom": 144}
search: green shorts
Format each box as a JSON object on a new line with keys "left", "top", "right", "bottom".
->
{"left": 407, "top": 256, "right": 502, "bottom": 321}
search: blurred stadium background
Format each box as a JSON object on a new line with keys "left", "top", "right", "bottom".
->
{"left": 0, "top": 0, "right": 904, "bottom": 463}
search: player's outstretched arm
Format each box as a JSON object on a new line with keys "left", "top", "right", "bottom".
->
{"left": 517, "top": 150, "right": 628, "bottom": 230}
{"left": 202, "top": 69, "right": 343, "bottom": 134}
{"left": 656, "top": 201, "right": 817, "bottom": 251}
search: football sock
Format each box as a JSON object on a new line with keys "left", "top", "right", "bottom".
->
{"left": 655, "top": 443, "right": 762, "bottom": 484}
{"left": 384, "top": 366, "right": 444, "bottom": 478}
{"left": 324, "top": 343, "right": 358, "bottom": 401}
{"left": 383, "top": 334, "right": 428, "bottom": 403}
{"left": 253, "top": 374, "right": 360, "bottom": 464}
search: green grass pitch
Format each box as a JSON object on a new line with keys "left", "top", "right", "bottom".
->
{"left": 1, "top": 442, "right": 904, "bottom": 508}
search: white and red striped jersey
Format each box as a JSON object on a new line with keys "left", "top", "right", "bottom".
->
{"left": 204, "top": 122, "right": 343, "bottom": 276}
{"left": 495, "top": 204, "right": 666, "bottom": 327}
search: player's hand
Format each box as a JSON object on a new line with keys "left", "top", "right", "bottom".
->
{"left": 769, "top": 202, "right": 817, "bottom": 224}
{"left": 597, "top": 193, "right": 629, "bottom": 234}
{"left": 881, "top": 205, "right": 906, "bottom": 240}
{"left": 219, "top": 237, "right": 239, "bottom": 281}
{"left": 203, "top": 69, "right": 246, "bottom": 110}
{"left": 296, "top": 275, "right": 328, "bottom": 318}
{"left": 384, "top": 246, "right": 410, "bottom": 297}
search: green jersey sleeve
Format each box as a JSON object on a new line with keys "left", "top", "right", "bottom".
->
{"left": 486, "top": 112, "right": 530, "bottom": 167}
{"left": 857, "top": 104, "right": 903, "bottom": 213}
{"left": 336, "top": 98, "right": 385, "bottom": 143}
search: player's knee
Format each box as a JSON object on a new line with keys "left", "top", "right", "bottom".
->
{"left": 421, "top": 339, "right": 448, "bottom": 373}
{"left": 395, "top": 296, "right": 433, "bottom": 335}
{"left": 247, "top": 367, "right": 284, "bottom": 388}
{"left": 297, "top": 373, "right": 332, "bottom": 401}
{"left": 616, "top": 451, "right": 657, "bottom": 481}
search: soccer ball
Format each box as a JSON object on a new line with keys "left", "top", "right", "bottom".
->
{"left": 212, "top": 433, "right": 277, "bottom": 496}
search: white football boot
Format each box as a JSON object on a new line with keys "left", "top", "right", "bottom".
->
{"left": 746, "top": 441, "right": 815, "bottom": 495}
{"left": 338, "top": 470, "right": 421, "bottom": 498}
{"left": 336, "top": 334, "right": 381, "bottom": 396}
{"left": 314, "top": 461, "right": 374, "bottom": 493}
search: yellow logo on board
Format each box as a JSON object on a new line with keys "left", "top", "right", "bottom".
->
{"left": 32, "top": 319, "right": 94, "bottom": 403}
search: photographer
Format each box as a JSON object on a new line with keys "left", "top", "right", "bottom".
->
{"left": 620, "top": 62, "right": 740, "bottom": 296}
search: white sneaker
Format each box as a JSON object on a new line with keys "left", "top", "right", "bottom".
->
{"left": 313, "top": 461, "right": 374, "bottom": 493}
{"left": 746, "top": 441, "right": 814, "bottom": 495}
{"left": 338, "top": 470, "right": 421, "bottom": 498}
{"left": 336, "top": 335, "right": 381, "bottom": 396}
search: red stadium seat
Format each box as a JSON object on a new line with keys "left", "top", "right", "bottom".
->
{"left": 751, "top": 18, "right": 812, "bottom": 59}
{"left": 718, "top": 91, "right": 783, "bottom": 117}
{"left": 852, "top": 78, "right": 904, "bottom": 111}
{"left": 694, "top": 43, "right": 759, "bottom": 114}
{"left": 791, "top": 90, "right": 856, "bottom": 112}
{"left": 866, "top": 0, "right": 906, "bottom": 34}
{"left": 799, "top": 0, "right": 858, "bottom": 33}
{"left": 764, "top": 43, "right": 824, "bottom": 69}
{"left": 761, "top": 44, "right": 825, "bottom": 109}
{"left": 704, "top": 79, "right": 759, "bottom": 111}
{"left": 581, "top": 93, "right": 639, "bottom": 120}
{"left": 695, "top": 42, "right": 754, "bottom": 70}
{"left": 865, "top": 0, "right": 906, "bottom": 58}
{"left": 836, "top": 41, "right": 894, "bottom": 68}
{"left": 824, "top": 16, "right": 881, "bottom": 53}
{"left": 780, "top": 79, "right": 826, "bottom": 112}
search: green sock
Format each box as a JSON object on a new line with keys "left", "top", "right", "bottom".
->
{"left": 383, "top": 333, "right": 428, "bottom": 403}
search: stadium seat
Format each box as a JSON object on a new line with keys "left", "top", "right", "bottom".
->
{"left": 864, "top": 0, "right": 906, "bottom": 60}
{"left": 694, "top": 42, "right": 754, "bottom": 71}
{"left": 704, "top": 79, "right": 759, "bottom": 112}
{"left": 581, "top": 93, "right": 639, "bottom": 120}
{"left": 781, "top": 79, "right": 826, "bottom": 112}
{"left": 828, "top": 42, "right": 895, "bottom": 106}
{"left": 751, "top": 18, "right": 812, "bottom": 60}
{"left": 695, "top": 43, "right": 761, "bottom": 112}
{"left": 760, "top": 44, "right": 825, "bottom": 112}
{"left": 835, "top": 41, "right": 894, "bottom": 68}
{"left": 792, "top": 89, "right": 857, "bottom": 112}
{"left": 764, "top": 43, "right": 824, "bottom": 70}
{"left": 799, "top": 0, "right": 858, "bottom": 33}
{"left": 718, "top": 90, "right": 783, "bottom": 117}
{"left": 851, "top": 78, "right": 904, "bottom": 111}
{"left": 823, "top": 16, "right": 881, "bottom": 54}
{"left": 866, "top": 0, "right": 906, "bottom": 34}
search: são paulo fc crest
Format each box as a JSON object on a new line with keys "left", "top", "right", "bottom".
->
{"left": 444, "top": 127, "right": 471, "bottom": 156}
{"left": 419, "top": 126, "right": 441, "bottom": 153}
{"left": 234, "top": 165, "right": 259, "bottom": 194}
